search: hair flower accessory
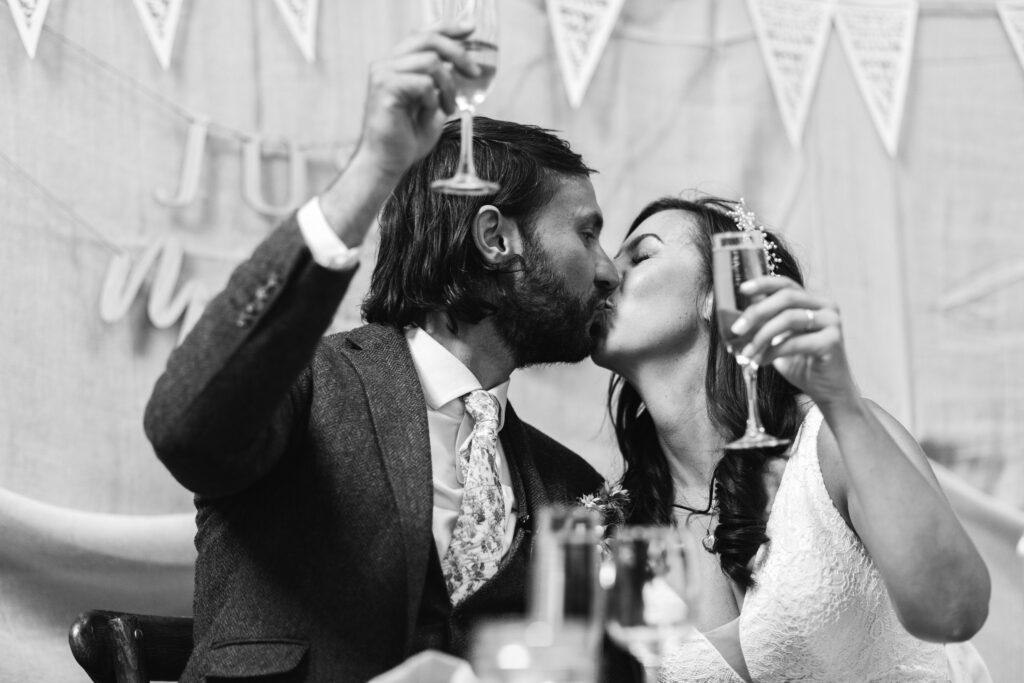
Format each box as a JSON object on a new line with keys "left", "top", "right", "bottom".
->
{"left": 724, "top": 198, "right": 782, "bottom": 276}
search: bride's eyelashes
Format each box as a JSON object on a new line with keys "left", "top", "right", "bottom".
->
{"left": 631, "top": 251, "right": 652, "bottom": 266}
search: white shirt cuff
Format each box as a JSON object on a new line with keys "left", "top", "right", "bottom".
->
{"left": 297, "top": 197, "right": 361, "bottom": 271}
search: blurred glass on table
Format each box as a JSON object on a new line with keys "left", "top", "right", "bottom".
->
{"left": 605, "top": 525, "right": 700, "bottom": 683}
{"left": 528, "top": 505, "right": 604, "bottom": 626}
{"left": 368, "top": 650, "right": 478, "bottom": 683}
{"left": 471, "top": 505, "right": 604, "bottom": 682}
{"left": 471, "top": 618, "right": 596, "bottom": 683}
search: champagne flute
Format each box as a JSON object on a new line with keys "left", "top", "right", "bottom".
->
{"left": 471, "top": 618, "right": 597, "bottom": 683}
{"left": 427, "top": 0, "right": 500, "bottom": 195}
{"left": 528, "top": 505, "right": 604, "bottom": 628}
{"left": 471, "top": 506, "right": 604, "bottom": 682}
{"left": 605, "top": 526, "right": 699, "bottom": 683}
{"left": 712, "top": 231, "right": 790, "bottom": 450}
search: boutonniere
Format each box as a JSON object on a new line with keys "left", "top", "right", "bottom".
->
{"left": 578, "top": 482, "right": 630, "bottom": 544}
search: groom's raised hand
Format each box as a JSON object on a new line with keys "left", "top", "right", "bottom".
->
{"left": 357, "top": 22, "right": 480, "bottom": 178}
{"left": 318, "top": 22, "right": 480, "bottom": 246}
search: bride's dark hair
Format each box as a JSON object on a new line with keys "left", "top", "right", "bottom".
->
{"left": 609, "top": 195, "right": 804, "bottom": 588}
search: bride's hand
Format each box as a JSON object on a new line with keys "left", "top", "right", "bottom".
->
{"left": 728, "top": 276, "right": 858, "bottom": 407}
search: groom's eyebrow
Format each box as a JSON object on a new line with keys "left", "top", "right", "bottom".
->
{"left": 576, "top": 210, "right": 604, "bottom": 233}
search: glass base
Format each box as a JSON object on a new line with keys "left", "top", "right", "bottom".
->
{"left": 430, "top": 173, "right": 499, "bottom": 196}
{"left": 724, "top": 433, "right": 790, "bottom": 451}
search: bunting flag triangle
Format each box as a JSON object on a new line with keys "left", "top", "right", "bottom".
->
{"left": 132, "top": 0, "right": 185, "bottom": 70}
{"left": 272, "top": 0, "right": 320, "bottom": 63}
{"left": 546, "top": 0, "right": 625, "bottom": 109}
{"left": 6, "top": 0, "right": 53, "bottom": 59}
{"left": 998, "top": 1, "right": 1024, "bottom": 76}
{"left": 746, "top": 0, "right": 834, "bottom": 148}
{"left": 834, "top": 0, "right": 919, "bottom": 157}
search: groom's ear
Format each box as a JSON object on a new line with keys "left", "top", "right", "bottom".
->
{"left": 472, "top": 205, "right": 524, "bottom": 266}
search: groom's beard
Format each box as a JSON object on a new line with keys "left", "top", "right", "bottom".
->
{"left": 493, "top": 242, "right": 606, "bottom": 368}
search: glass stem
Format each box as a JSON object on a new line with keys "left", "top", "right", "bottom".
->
{"left": 455, "top": 107, "right": 477, "bottom": 178}
{"left": 742, "top": 363, "right": 766, "bottom": 439}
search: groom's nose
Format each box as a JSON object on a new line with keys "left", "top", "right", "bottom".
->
{"left": 595, "top": 248, "right": 621, "bottom": 293}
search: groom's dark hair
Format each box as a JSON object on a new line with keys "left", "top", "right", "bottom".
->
{"left": 362, "top": 117, "right": 595, "bottom": 330}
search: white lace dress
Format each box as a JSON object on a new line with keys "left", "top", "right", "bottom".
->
{"left": 660, "top": 406, "right": 986, "bottom": 683}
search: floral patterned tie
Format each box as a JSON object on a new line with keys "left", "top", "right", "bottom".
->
{"left": 441, "top": 390, "right": 507, "bottom": 605}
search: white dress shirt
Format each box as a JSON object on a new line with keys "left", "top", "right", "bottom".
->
{"left": 296, "top": 197, "right": 518, "bottom": 563}
{"left": 405, "top": 327, "right": 517, "bottom": 563}
{"left": 297, "top": 197, "right": 361, "bottom": 271}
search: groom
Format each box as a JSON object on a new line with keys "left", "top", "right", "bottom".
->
{"left": 144, "top": 21, "right": 620, "bottom": 682}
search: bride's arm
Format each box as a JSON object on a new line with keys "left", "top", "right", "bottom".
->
{"left": 733, "top": 275, "right": 990, "bottom": 643}
{"left": 816, "top": 395, "right": 990, "bottom": 643}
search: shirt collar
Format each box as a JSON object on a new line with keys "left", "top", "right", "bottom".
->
{"left": 405, "top": 326, "right": 509, "bottom": 429}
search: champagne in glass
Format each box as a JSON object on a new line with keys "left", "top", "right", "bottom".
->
{"left": 453, "top": 39, "right": 498, "bottom": 109}
{"left": 605, "top": 526, "right": 699, "bottom": 683}
{"left": 712, "top": 231, "right": 790, "bottom": 450}
{"left": 428, "top": 0, "right": 500, "bottom": 196}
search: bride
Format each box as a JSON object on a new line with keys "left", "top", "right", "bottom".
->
{"left": 592, "top": 195, "right": 991, "bottom": 682}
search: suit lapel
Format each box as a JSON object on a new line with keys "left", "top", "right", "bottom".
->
{"left": 456, "top": 403, "right": 569, "bottom": 614}
{"left": 341, "top": 324, "right": 433, "bottom": 643}
{"left": 501, "top": 403, "right": 558, "bottom": 518}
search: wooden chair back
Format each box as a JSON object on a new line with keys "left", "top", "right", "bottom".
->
{"left": 69, "top": 610, "right": 193, "bottom": 683}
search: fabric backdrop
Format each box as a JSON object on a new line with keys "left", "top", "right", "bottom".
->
{"left": 2, "top": 0, "right": 1022, "bottom": 681}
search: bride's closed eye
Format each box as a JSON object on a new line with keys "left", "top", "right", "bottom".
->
{"left": 623, "top": 233, "right": 663, "bottom": 266}
{"left": 631, "top": 251, "right": 653, "bottom": 266}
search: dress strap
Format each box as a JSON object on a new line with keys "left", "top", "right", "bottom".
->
{"left": 788, "top": 404, "right": 823, "bottom": 464}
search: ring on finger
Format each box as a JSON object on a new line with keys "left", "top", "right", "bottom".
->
{"left": 804, "top": 308, "right": 816, "bottom": 332}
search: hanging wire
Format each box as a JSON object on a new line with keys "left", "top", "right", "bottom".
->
{"left": 615, "top": 25, "right": 756, "bottom": 49}
{"left": 39, "top": 25, "right": 353, "bottom": 154}
{"left": 0, "top": 148, "right": 127, "bottom": 256}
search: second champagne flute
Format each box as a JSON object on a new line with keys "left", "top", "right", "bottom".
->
{"left": 605, "top": 526, "right": 699, "bottom": 683}
{"left": 712, "top": 231, "right": 790, "bottom": 450}
{"left": 429, "top": 0, "right": 500, "bottom": 195}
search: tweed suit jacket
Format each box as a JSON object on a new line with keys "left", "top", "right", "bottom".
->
{"left": 144, "top": 215, "right": 604, "bottom": 682}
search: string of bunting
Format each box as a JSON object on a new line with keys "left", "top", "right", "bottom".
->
{"left": 1, "top": 15, "right": 341, "bottom": 343}
{"left": 7, "top": 0, "right": 321, "bottom": 67}
{"left": 6, "top": 1, "right": 1024, "bottom": 344}
{"left": 743, "top": 0, "right": 921, "bottom": 156}
{"left": 833, "top": 0, "right": 918, "bottom": 157}
{"left": 542, "top": 0, "right": 1022, "bottom": 157}
{"left": 547, "top": 0, "right": 625, "bottom": 109}
{"left": 999, "top": 0, "right": 1024, "bottom": 71}
{"left": 132, "top": 0, "right": 185, "bottom": 70}
{"left": 8, "top": 1, "right": 1024, "bottom": 155}
{"left": 745, "top": 0, "right": 835, "bottom": 149}
{"left": 39, "top": 25, "right": 354, "bottom": 215}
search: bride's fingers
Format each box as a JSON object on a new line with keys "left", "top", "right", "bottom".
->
{"left": 758, "top": 322, "right": 843, "bottom": 367}
{"left": 739, "top": 305, "right": 839, "bottom": 361}
{"left": 743, "top": 304, "right": 841, "bottom": 366}
{"left": 730, "top": 286, "right": 826, "bottom": 338}
{"left": 739, "top": 275, "right": 799, "bottom": 296}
